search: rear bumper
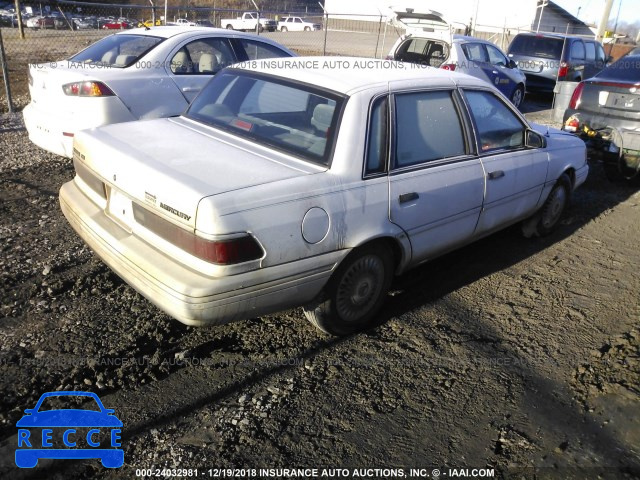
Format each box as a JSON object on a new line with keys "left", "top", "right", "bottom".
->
{"left": 60, "top": 180, "right": 343, "bottom": 326}
{"left": 23, "top": 98, "right": 135, "bottom": 158}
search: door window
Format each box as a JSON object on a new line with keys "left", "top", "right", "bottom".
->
{"left": 365, "top": 96, "right": 388, "bottom": 175}
{"left": 394, "top": 90, "right": 467, "bottom": 168}
{"left": 570, "top": 40, "right": 585, "bottom": 61}
{"left": 585, "top": 41, "right": 596, "bottom": 62}
{"left": 464, "top": 90, "right": 525, "bottom": 152}
{"left": 462, "top": 43, "right": 489, "bottom": 63}
{"left": 486, "top": 44, "right": 508, "bottom": 66}
{"left": 170, "top": 38, "right": 235, "bottom": 75}
{"left": 238, "top": 39, "right": 291, "bottom": 60}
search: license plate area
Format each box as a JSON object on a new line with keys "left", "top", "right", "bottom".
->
{"left": 608, "top": 93, "right": 637, "bottom": 109}
{"left": 106, "top": 187, "right": 135, "bottom": 233}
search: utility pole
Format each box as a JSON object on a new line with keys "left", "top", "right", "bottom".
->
{"left": 596, "top": 0, "right": 614, "bottom": 42}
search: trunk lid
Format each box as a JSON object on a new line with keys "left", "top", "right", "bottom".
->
{"left": 73, "top": 116, "right": 322, "bottom": 230}
{"left": 387, "top": 5, "right": 450, "bottom": 39}
{"left": 576, "top": 79, "right": 640, "bottom": 122}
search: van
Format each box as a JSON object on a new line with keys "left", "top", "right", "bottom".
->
{"left": 507, "top": 33, "right": 608, "bottom": 93}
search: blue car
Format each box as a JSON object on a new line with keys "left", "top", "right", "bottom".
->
{"left": 385, "top": 8, "right": 526, "bottom": 108}
{"left": 16, "top": 391, "right": 123, "bottom": 468}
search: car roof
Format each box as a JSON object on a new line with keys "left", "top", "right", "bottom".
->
{"left": 114, "top": 26, "right": 258, "bottom": 39}
{"left": 513, "top": 32, "right": 593, "bottom": 41}
{"left": 453, "top": 35, "right": 497, "bottom": 46}
{"left": 233, "top": 56, "right": 482, "bottom": 94}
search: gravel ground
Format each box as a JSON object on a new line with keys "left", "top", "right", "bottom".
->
{"left": 0, "top": 109, "right": 639, "bottom": 480}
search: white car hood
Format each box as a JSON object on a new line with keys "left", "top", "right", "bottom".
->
{"left": 74, "top": 116, "right": 322, "bottom": 229}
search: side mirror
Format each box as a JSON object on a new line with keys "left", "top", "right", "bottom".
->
{"left": 526, "top": 130, "right": 546, "bottom": 149}
{"left": 606, "top": 55, "right": 614, "bottom": 64}
{"left": 508, "top": 59, "right": 518, "bottom": 69}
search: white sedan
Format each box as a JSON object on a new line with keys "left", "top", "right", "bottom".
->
{"left": 23, "top": 26, "right": 295, "bottom": 158}
{"left": 60, "top": 58, "right": 588, "bottom": 335}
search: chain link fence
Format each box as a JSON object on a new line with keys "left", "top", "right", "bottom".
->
{"left": 1, "top": 1, "right": 636, "bottom": 113}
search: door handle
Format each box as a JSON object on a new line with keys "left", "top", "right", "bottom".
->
{"left": 181, "top": 87, "right": 200, "bottom": 93}
{"left": 399, "top": 192, "right": 419, "bottom": 203}
{"left": 487, "top": 170, "right": 505, "bottom": 180}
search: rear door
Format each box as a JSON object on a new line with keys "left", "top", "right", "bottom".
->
{"left": 387, "top": 88, "right": 485, "bottom": 264}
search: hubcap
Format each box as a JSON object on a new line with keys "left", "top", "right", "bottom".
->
{"left": 512, "top": 88, "right": 523, "bottom": 107}
{"left": 335, "top": 255, "right": 385, "bottom": 323}
{"left": 542, "top": 186, "right": 566, "bottom": 229}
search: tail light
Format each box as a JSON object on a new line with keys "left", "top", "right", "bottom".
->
{"left": 563, "top": 115, "right": 580, "bottom": 133}
{"left": 62, "top": 81, "right": 115, "bottom": 97}
{"left": 569, "top": 82, "right": 585, "bottom": 109}
{"left": 441, "top": 63, "right": 456, "bottom": 71}
{"left": 132, "top": 204, "right": 264, "bottom": 265}
{"left": 558, "top": 61, "right": 568, "bottom": 79}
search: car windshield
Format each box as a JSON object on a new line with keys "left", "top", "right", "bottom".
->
{"left": 186, "top": 70, "right": 344, "bottom": 165}
{"left": 69, "top": 34, "right": 163, "bottom": 68}
{"left": 595, "top": 55, "right": 640, "bottom": 82}
{"left": 37, "top": 395, "right": 101, "bottom": 412}
{"left": 509, "top": 35, "right": 563, "bottom": 59}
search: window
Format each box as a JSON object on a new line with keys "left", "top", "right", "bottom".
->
{"left": 508, "top": 35, "right": 563, "bottom": 59}
{"left": 462, "top": 43, "right": 488, "bottom": 63}
{"left": 570, "top": 40, "right": 585, "bottom": 60}
{"left": 170, "top": 38, "right": 235, "bottom": 75}
{"left": 186, "top": 72, "right": 343, "bottom": 165}
{"left": 239, "top": 82, "right": 309, "bottom": 114}
{"left": 69, "top": 34, "right": 163, "bottom": 68}
{"left": 595, "top": 43, "right": 606, "bottom": 66}
{"left": 464, "top": 90, "right": 524, "bottom": 152}
{"left": 365, "top": 97, "right": 388, "bottom": 175}
{"left": 238, "top": 39, "right": 291, "bottom": 60}
{"left": 486, "top": 45, "right": 507, "bottom": 66}
{"left": 584, "top": 41, "right": 596, "bottom": 62}
{"left": 394, "top": 90, "right": 466, "bottom": 168}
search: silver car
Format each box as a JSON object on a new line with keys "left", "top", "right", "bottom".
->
{"left": 60, "top": 58, "right": 588, "bottom": 335}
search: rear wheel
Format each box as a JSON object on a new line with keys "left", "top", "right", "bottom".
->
{"left": 225, "top": 24, "right": 234, "bottom": 30}
{"left": 303, "top": 243, "right": 393, "bottom": 336}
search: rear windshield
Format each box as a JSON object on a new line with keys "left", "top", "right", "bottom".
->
{"left": 508, "top": 35, "right": 563, "bottom": 59}
{"left": 595, "top": 55, "right": 640, "bottom": 82}
{"left": 186, "top": 70, "right": 344, "bottom": 166}
{"left": 69, "top": 34, "right": 163, "bottom": 68}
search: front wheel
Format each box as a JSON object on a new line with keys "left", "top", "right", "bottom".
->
{"left": 522, "top": 174, "right": 571, "bottom": 237}
{"left": 281, "top": 26, "right": 287, "bottom": 32}
{"left": 303, "top": 243, "right": 393, "bottom": 336}
{"left": 511, "top": 85, "right": 524, "bottom": 109}
{"left": 304, "top": 26, "right": 311, "bottom": 31}
{"left": 225, "top": 24, "right": 234, "bottom": 30}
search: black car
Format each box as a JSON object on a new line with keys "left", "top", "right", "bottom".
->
{"left": 507, "top": 33, "right": 609, "bottom": 93}
{"left": 562, "top": 53, "right": 640, "bottom": 182}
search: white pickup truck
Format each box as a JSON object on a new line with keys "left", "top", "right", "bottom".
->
{"left": 220, "top": 12, "right": 277, "bottom": 32}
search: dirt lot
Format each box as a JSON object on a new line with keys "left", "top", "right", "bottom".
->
{"left": 0, "top": 102, "right": 639, "bottom": 480}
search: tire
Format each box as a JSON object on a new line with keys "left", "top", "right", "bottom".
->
{"left": 258, "top": 24, "right": 264, "bottom": 33}
{"left": 510, "top": 85, "right": 524, "bottom": 109}
{"left": 281, "top": 26, "right": 287, "bottom": 32}
{"left": 522, "top": 174, "right": 571, "bottom": 237}
{"left": 304, "top": 26, "right": 311, "bottom": 31}
{"left": 303, "top": 243, "right": 394, "bottom": 336}
{"left": 225, "top": 24, "right": 234, "bottom": 30}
